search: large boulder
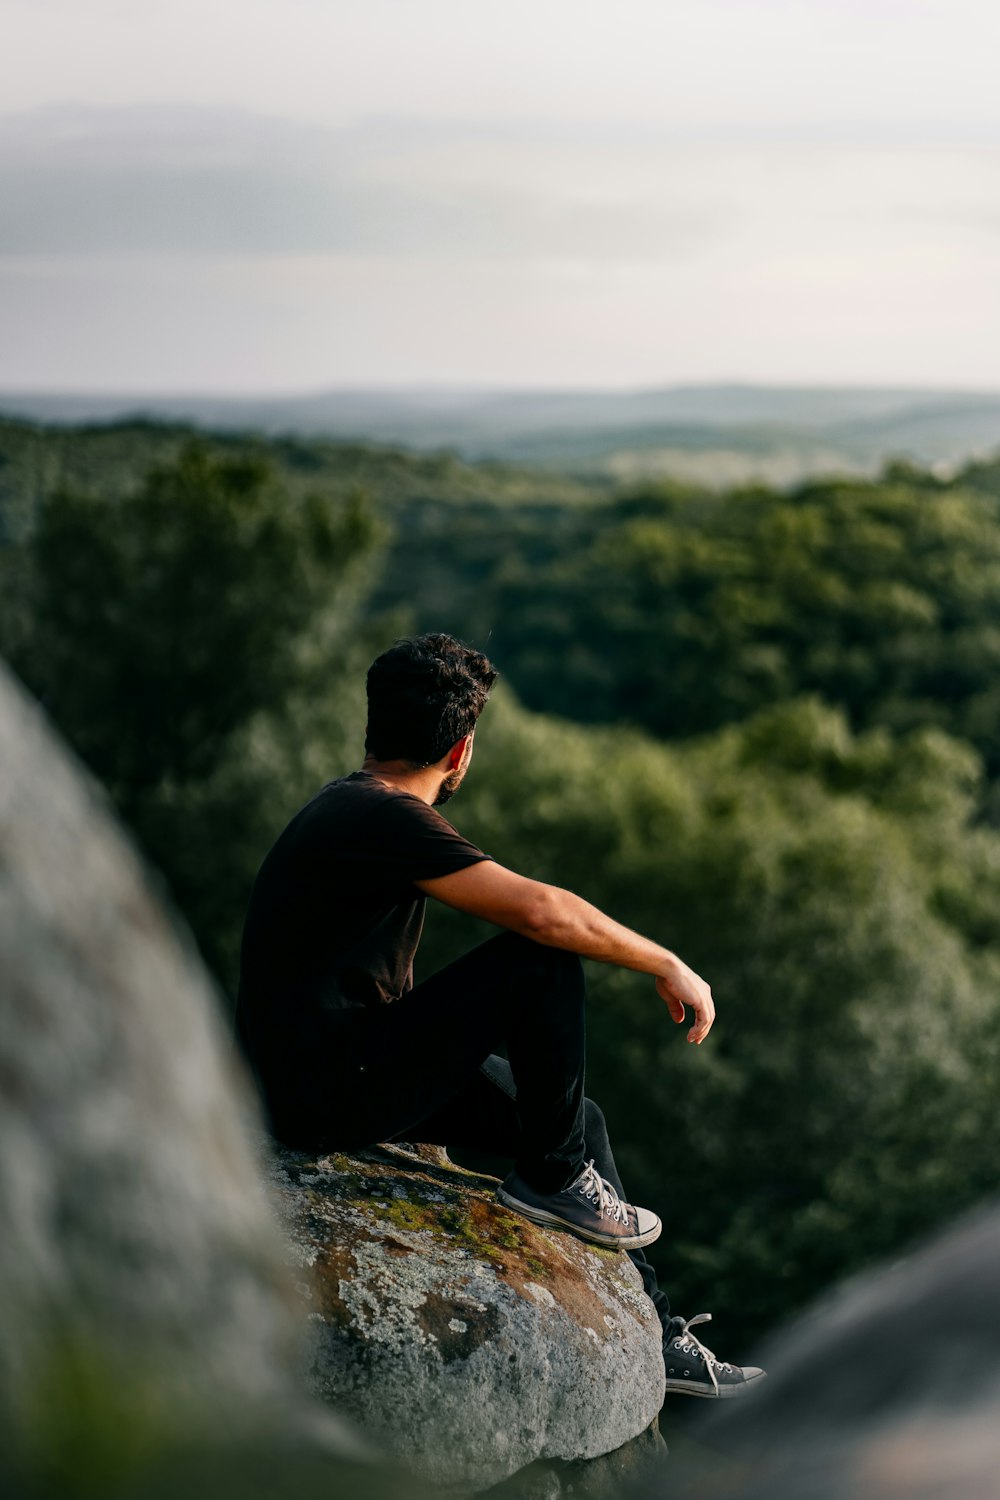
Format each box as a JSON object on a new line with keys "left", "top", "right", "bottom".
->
{"left": 0, "top": 661, "right": 418, "bottom": 1498}
{"left": 659, "top": 1197, "right": 1000, "bottom": 1500}
{"left": 270, "top": 1139, "right": 666, "bottom": 1492}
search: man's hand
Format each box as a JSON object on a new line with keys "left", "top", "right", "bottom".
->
{"left": 656, "top": 962, "right": 715, "bottom": 1044}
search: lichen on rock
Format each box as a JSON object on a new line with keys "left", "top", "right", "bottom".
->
{"left": 269, "top": 1139, "right": 666, "bottom": 1491}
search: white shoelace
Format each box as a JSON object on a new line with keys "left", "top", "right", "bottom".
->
{"left": 670, "top": 1313, "right": 734, "bottom": 1394}
{"left": 572, "top": 1159, "right": 628, "bottom": 1224}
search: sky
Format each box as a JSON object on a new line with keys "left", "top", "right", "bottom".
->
{"left": 3, "top": 0, "right": 1000, "bottom": 393}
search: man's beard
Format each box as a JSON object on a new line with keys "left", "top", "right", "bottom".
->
{"left": 434, "top": 766, "right": 466, "bottom": 806}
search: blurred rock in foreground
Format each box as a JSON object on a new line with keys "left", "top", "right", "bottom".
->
{"left": 0, "top": 660, "right": 419, "bottom": 1499}
{"left": 654, "top": 1197, "right": 1000, "bottom": 1500}
{"left": 271, "top": 1139, "right": 666, "bottom": 1492}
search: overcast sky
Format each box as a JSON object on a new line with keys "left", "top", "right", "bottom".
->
{"left": 3, "top": 0, "right": 1000, "bottom": 392}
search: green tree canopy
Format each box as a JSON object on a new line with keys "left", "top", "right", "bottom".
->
{"left": 2, "top": 442, "right": 379, "bottom": 986}
{"left": 484, "top": 475, "right": 1000, "bottom": 779}
{"left": 5, "top": 417, "right": 1000, "bottom": 1353}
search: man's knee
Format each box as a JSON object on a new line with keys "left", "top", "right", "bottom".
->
{"left": 523, "top": 936, "right": 585, "bottom": 999}
{"left": 491, "top": 930, "right": 584, "bottom": 984}
{"left": 542, "top": 942, "right": 584, "bottom": 985}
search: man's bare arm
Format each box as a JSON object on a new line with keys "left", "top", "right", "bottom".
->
{"left": 416, "top": 861, "right": 715, "bottom": 1043}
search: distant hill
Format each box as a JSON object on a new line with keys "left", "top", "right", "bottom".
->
{"left": 0, "top": 412, "right": 601, "bottom": 547}
{"left": 3, "top": 384, "right": 1000, "bottom": 488}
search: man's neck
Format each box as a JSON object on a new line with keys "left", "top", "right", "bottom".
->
{"left": 361, "top": 755, "right": 443, "bottom": 807}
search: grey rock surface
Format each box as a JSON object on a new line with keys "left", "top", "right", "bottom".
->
{"left": 270, "top": 1138, "right": 666, "bottom": 1491}
{"left": 0, "top": 661, "right": 409, "bottom": 1494}
{"left": 658, "top": 1196, "right": 1000, "bottom": 1500}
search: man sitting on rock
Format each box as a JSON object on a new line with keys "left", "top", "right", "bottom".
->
{"left": 236, "top": 632, "right": 764, "bottom": 1399}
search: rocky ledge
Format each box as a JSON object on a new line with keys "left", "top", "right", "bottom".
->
{"left": 269, "top": 1139, "right": 667, "bottom": 1493}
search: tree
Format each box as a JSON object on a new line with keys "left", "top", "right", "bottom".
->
{"left": 3, "top": 442, "right": 379, "bottom": 988}
{"left": 483, "top": 475, "right": 1000, "bottom": 782}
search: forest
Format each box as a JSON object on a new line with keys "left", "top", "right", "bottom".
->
{"left": 3, "top": 411, "right": 1000, "bottom": 1351}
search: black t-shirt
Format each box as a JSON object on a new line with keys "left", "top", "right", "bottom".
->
{"left": 235, "top": 770, "right": 491, "bottom": 1105}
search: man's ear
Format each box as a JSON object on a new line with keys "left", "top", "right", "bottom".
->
{"left": 446, "top": 733, "right": 473, "bottom": 770}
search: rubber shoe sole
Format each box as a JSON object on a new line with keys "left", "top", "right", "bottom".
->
{"left": 496, "top": 1184, "right": 662, "bottom": 1251}
{"left": 663, "top": 1368, "right": 767, "bottom": 1399}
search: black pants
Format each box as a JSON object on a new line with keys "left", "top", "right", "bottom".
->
{"left": 294, "top": 930, "right": 670, "bottom": 1324}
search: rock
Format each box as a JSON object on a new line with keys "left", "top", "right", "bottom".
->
{"left": 269, "top": 1138, "right": 666, "bottom": 1492}
{"left": 658, "top": 1196, "right": 1000, "bottom": 1500}
{"left": 0, "top": 661, "right": 421, "bottom": 1497}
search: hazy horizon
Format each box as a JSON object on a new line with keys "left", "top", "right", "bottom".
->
{"left": 5, "top": 377, "right": 1000, "bottom": 401}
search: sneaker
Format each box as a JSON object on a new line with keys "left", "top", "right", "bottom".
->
{"left": 496, "top": 1158, "right": 662, "bottom": 1251}
{"left": 662, "top": 1313, "right": 766, "bottom": 1399}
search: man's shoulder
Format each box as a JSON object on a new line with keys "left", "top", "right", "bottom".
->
{"left": 294, "top": 771, "right": 438, "bottom": 838}
{"left": 311, "top": 774, "right": 485, "bottom": 854}
{"left": 308, "top": 771, "right": 424, "bottom": 815}
{"left": 259, "top": 771, "right": 488, "bottom": 887}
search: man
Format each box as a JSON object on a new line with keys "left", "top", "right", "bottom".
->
{"left": 236, "top": 633, "right": 764, "bottom": 1398}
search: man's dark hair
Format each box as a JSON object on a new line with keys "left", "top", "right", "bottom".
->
{"left": 365, "top": 633, "right": 498, "bottom": 766}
